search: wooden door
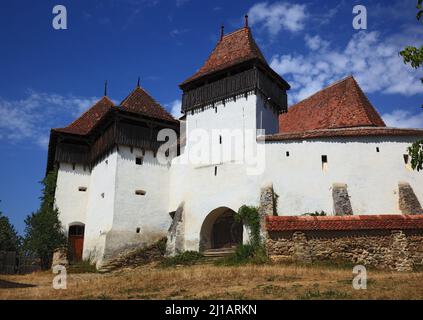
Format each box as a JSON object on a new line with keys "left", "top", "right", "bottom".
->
{"left": 68, "top": 225, "right": 84, "bottom": 262}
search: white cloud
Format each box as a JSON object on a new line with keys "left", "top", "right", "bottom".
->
{"left": 0, "top": 91, "right": 99, "bottom": 149}
{"left": 248, "top": 2, "right": 307, "bottom": 36}
{"left": 304, "top": 34, "right": 329, "bottom": 51}
{"left": 270, "top": 30, "right": 423, "bottom": 104}
{"left": 167, "top": 99, "right": 182, "bottom": 119}
{"left": 382, "top": 110, "right": 423, "bottom": 129}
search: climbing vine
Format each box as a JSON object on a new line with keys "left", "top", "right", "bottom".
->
{"left": 235, "top": 205, "right": 261, "bottom": 247}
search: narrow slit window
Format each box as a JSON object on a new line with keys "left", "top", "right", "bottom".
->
{"left": 135, "top": 190, "right": 146, "bottom": 196}
{"left": 376, "top": 147, "right": 380, "bottom": 153}
{"left": 78, "top": 187, "right": 87, "bottom": 192}
{"left": 286, "top": 151, "right": 290, "bottom": 157}
{"left": 214, "top": 166, "right": 217, "bottom": 176}
{"left": 321, "top": 155, "right": 328, "bottom": 171}
{"left": 403, "top": 154, "right": 409, "bottom": 164}
{"left": 219, "top": 135, "right": 222, "bottom": 144}
{"left": 136, "top": 157, "right": 143, "bottom": 165}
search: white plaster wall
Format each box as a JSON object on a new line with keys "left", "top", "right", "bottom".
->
{"left": 170, "top": 92, "right": 423, "bottom": 251}
{"left": 110, "top": 146, "right": 172, "bottom": 248}
{"left": 265, "top": 136, "right": 423, "bottom": 215}
{"left": 83, "top": 150, "right": 118, "bottom": 263}
{"left": 55, "top": 163, "right": 90, "bottom": 231}
{"left": 256, "top": 96, "right": 279, "bottom": 135}
{"left": 170, "top": 94, "right": 272, "bottom": 250}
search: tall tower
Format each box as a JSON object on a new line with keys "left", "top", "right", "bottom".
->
{"left": 179, "top": 18, "right": 290, "bottom": 151}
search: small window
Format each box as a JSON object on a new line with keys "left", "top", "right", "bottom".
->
{"left": 286, "top": 151, "right": 290, "bottom": 157}
{"left": 101, "top": 193, "right": 105, "bottom": 198}
{"left": 136, "top": 157, "right": 143, "bottom": 165}
{"left": 215, "top": 107, "right": 217, "bottom": 113}
{"left": 105, "top": 160, "right": 108, "bottom": 165}
{"left": 130, "top": 146, "right": 133, "bottom": 154}
{"left": 78, "top": 187, "right": 87, "bottom": 192}
{"left": 135, "top": 190, "right": 146, "bottom": 196}
{"left": 136, "top": 227, "right": 141, "bottom": 234}
{"left": 376, "top": 147, "right": 380, "bottom": 153}
{"left": 219, "top": 135, "right": 222, "bottom": 144}
{"left": 69, "top": 225, "right": 84, "bottom": 236}
{"left": 321, "top": 155, "right": 328, "bottom": 171}
{"left": 214, "top": 166, "right": 218, "bottom": 176}
{"left": 403, "top": 154, "right": 409, "bottom": 164}
{"left": 165, "top": 149, "right": 170, "bottom": 157}
{"left": 72, "top": 163, "right": 76, "bottom": 170}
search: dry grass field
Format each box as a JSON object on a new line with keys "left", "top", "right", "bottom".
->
{"left": 1, "top": 262, "right": 423, "bottom": 300}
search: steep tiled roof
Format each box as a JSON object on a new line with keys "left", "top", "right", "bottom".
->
{"left": 181, "top": 27, "right": 267, "bottom": 85}
{"left": 54, "top": 96, "right": 114, "bottom": 135}
{"left": 263, "top": 126, "right": 423, "bottom": 141}
{"left": 120, "top": 86, "right": 177, "bottom": 122}
{"left": 266, "top": 215, "right": 423, "bottom": 232}
{"left": 279, "top": 76, "right": 386, "bottom": 133}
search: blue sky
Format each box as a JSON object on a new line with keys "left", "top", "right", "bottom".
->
{"left": 0, "top": 0, "right": 422, "bottom": 234}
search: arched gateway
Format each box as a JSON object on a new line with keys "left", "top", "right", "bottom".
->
{"left": 199, "top": 207, "right": 243, "bottom": 252}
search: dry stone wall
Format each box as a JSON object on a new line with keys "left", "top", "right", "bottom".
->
{"left": 267, "top": 229, "right": 423, "bottom": 271}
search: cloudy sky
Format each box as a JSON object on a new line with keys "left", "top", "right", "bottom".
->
{"left": 0, "top": 0, "right": 422, "bottom": 233}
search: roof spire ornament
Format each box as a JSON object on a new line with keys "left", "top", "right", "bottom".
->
{"left": 244, "top": 14, "right": 249, "bottom": 28}
{"left": 220, "top": 24, "right": 224, "bottom": 41}
{"left": 137, "top": 76, "right": 140, "bottom": 88}
{"left": 104, "top": 80, "right": 108, "bottom": 96}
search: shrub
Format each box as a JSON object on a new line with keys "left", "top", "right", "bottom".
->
{"left": 23, "top": 170, "right": 67, "bottom": 269}
{"left": 216, "top": 244, "right": 268, "bottom": 266}
{"left": 68, "top": 260, "right": 97, "bottom": 273}
{"left": 160, "top": 251, "right": 203, "bottom": 267}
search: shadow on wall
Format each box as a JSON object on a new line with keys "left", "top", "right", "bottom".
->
{"left": 199, "top": 206, "right": 242, "bottom": 252}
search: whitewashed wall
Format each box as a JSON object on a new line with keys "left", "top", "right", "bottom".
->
{"left": 265, "top": 136, "right": 423, "bottom": 215}
{"left": 170, "top": 91, "right": 423, "bottom": 252}
{"left": 105, "top": 146, "right": 172, "bottom": 256}
{"left": 55, "top": 163, "right": 90, "bottom": 232}
{"left": 83, "top": 150, "right": 118, "bottom": 265}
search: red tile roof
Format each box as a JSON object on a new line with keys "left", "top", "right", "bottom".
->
{"left": 279, "top": 76, "right": 386, "bottom": 133}
{"left": 266, "top": 215, "right": 423, "bottom": 232}
{"left": 54, "top": 96, "right": 114, "bottom": 135}
{"left": 120, "top": 86, "right": 176, "bottom": 122}
{"left": 263, "top": 126, "right": 423, "bottom": 141}
{"left": 181, "top": 27, "right": 267, "bottom": 85}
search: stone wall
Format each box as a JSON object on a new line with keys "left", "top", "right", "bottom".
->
{"left": 332, "top": 183, "right": 353, "bottom": 216}
{"left": 399, "top": 182, "right": 423, "bottom": 215}
{"left": 266, "top": 215, "right": 423, "bottom": 271}
{"left": 267, "top": 229, "right": 423, "bottom": 271}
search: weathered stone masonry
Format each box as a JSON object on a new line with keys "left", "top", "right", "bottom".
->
{"left": 266, "top": 215, "right": 423, "bottom": 271}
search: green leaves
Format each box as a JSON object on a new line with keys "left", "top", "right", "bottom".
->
{"left": 23, "top": 170, "right": 67, "bottom": 269}
{"left": 408, "top": 140, "right": 423, "bottom": 171}
{"left": 0, "top": 212, "right": 20, "bottom": 251}
{"left": 235, "top": 205, "right": 261, "bottom": 247}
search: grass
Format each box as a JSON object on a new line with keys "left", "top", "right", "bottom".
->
{"left": 160, "top": 251, "right": 204, "bottom": 267}
{"left": 215, "top": 244, "right": 269, "bottom": 266}
{"left": 2, "top": 261, "right": 423, "bottom": 299}
{"left": 67, "top": 260, "right": 97, "bottom": 274}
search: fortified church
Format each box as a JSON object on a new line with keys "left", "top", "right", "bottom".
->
{"left": 47, "top": 18, "right": 423, "bottom": 267}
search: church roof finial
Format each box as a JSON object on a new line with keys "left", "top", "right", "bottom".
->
{"left": 104, "top": 80, "right": 108, "bottom": 97}
{"left": 220, "top": 24, "right": 224, "bottom": 41}
{"left": 244, "top": 14, "right": 249, "bottom": 28}
{"left": 137, "top": 76, "right": 140, "bottom": 88}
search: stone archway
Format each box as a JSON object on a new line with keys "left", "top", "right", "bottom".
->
{"left": 199, "top": 207, "right": 243, "bottom": 252}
